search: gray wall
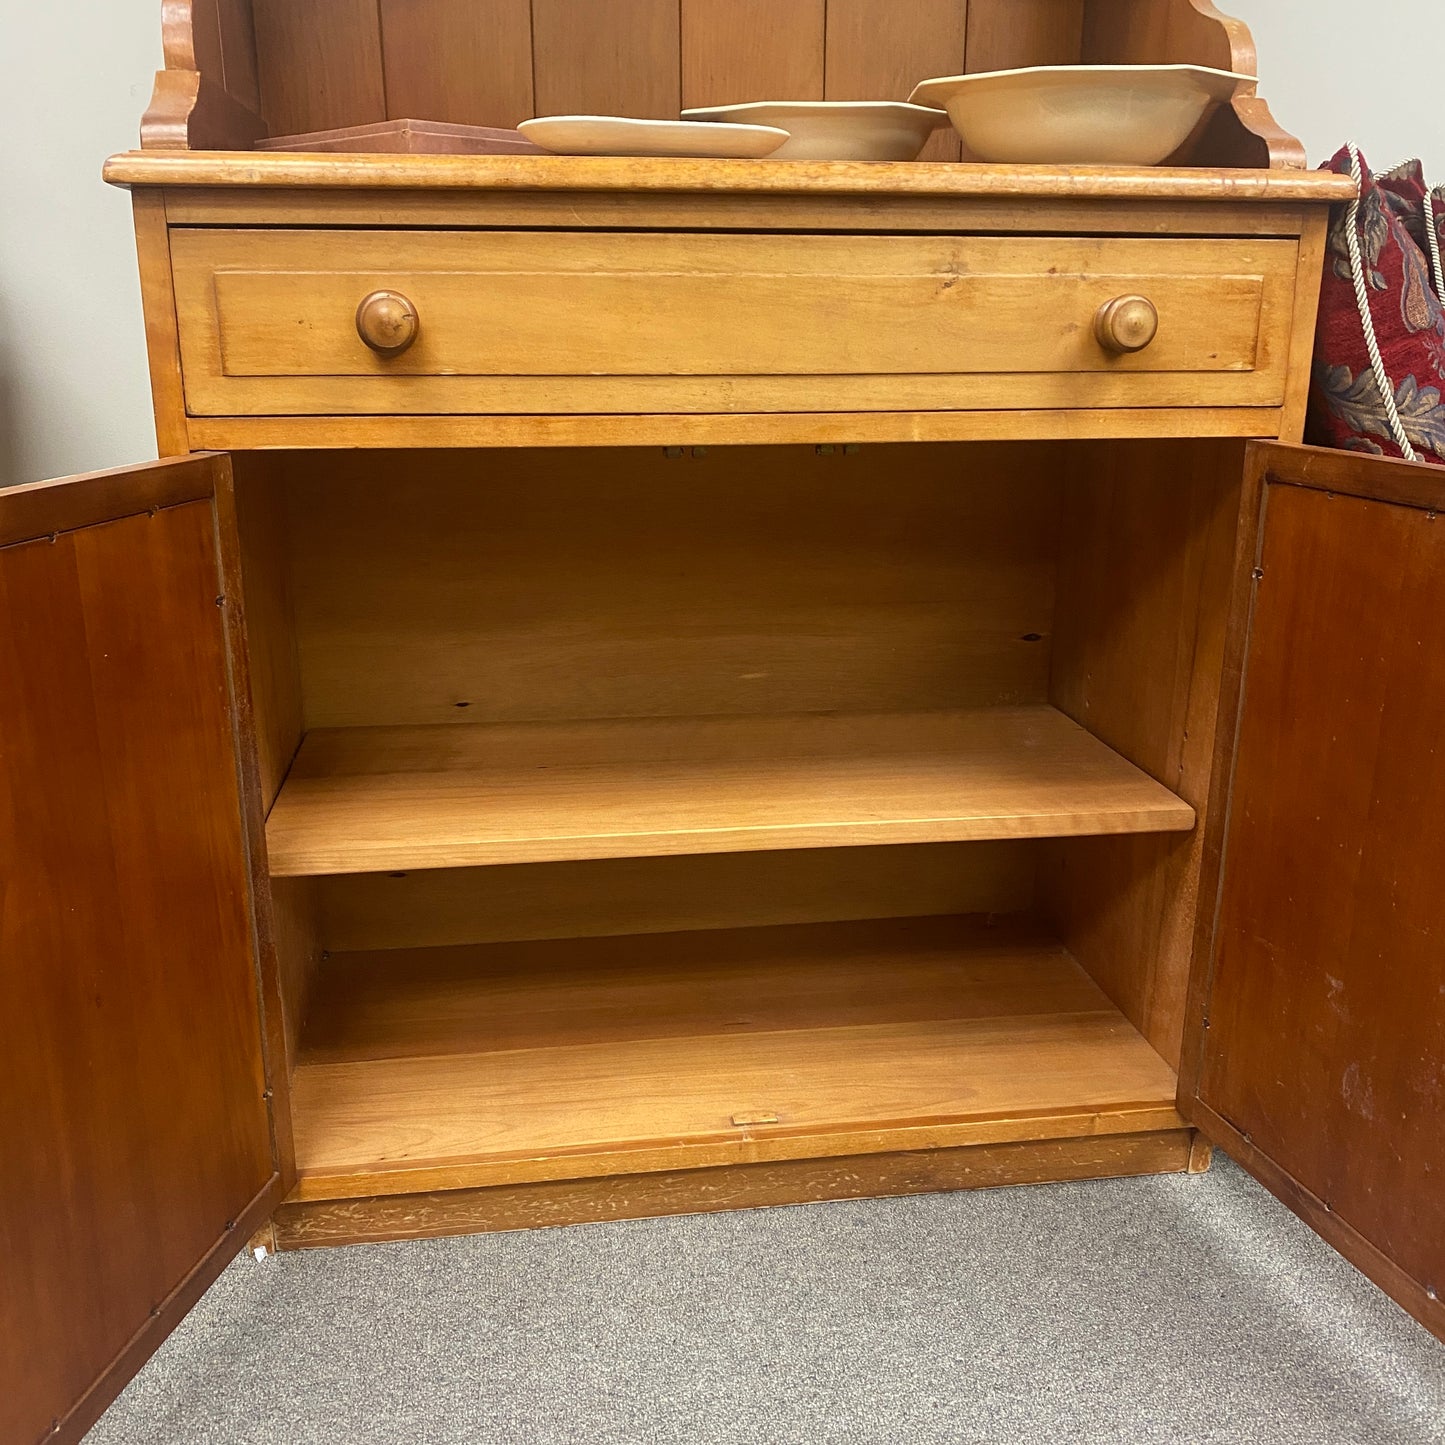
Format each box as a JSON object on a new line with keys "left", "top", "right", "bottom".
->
{"left": 1244, "top": 4, "right": 1442, "bottom": 180}
{"left": 0, "top": 4, "right": 160, "bottom": 487}
{"left": 0, "top": 1, "right": 1439, "bottom": 486}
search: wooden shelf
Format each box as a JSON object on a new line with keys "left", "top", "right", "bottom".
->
{"left": 289, "top": 914, "right": 1183, "bottom": 1201}
{"left": 266, "top": 707, "right": 1194, "bottom": 878}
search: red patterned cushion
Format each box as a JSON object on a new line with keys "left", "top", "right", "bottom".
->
{"left": 1308, "top": 147, "right": 1445, "bottom": 465}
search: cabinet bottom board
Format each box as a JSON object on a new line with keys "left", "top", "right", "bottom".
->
{"left": 270, "top": 1130, "right": 1199, "bottom": 1249}
{"left": 286, "top": 914, "right": 1184, "bottom": 1203}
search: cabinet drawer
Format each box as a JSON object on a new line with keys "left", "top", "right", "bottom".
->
{"left": 170, "top": 229, "right": 1300, "bottom": 417}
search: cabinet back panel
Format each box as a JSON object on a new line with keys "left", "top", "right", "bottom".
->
{"left": 315, "top": 841, "right": 1038, "bottom": 952}
{"left": 680, "top": 0, "right": 826, "bottom": 110}
{"left": 229, "top": 0, "right": 1261, "bottom": 154}
{"left": 184, "top": 0, "right": 263, "bottom": 114}
{"left": 246, "top": 0, "right": 1106, "bottom": 139}
{"left": 277, "top": 444, "right": 1059, "bottom": 731}
{"left": 965, "top": 0, "right": 1085, "bottom": 72}
{"left": 1080, "top": 0, "right": 1240, "bottom": 68}
{"left": 378, "top": 0, "right": 535, "bottom": 131}
{"left": 251, "top": 0, "right": 387, "bottom": 137}
{"left": 531, "top": 0, "right": 683, "bottom": 121}
{"left": 823, "top": 0, "right": 966, "bottom": 162}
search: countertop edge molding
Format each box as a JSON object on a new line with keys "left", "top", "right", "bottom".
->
{"left": 102, "top": 152, "right": 1358, "bottom": 202}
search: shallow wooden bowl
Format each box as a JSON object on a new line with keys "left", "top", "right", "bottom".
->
{"left": 909, "top": 65, "right": 1253, "bottom": 166}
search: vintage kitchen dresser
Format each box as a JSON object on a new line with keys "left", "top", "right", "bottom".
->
{"left": 4, "top": 2, "right": 1441, "bottom": 1441}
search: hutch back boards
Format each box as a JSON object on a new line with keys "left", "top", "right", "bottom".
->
{"left": 146, "top": 0, "right": 1301, "bottom": 167}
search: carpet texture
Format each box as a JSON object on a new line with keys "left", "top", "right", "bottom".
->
{"left": 86, "top": 1156, "right": 1444, "bottom": 1444}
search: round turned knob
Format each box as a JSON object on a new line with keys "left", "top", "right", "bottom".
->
{"left": 1094, "top": 295, "right": 1159, "bottom": 355}
{"left": 356, "top": 289, "right": 419, "bottom": 356}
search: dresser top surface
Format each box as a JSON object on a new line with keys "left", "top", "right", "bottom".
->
{"left": 103, "top": 151, "right": 1356, "bottom": 204}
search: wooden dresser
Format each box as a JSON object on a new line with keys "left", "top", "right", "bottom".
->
{"left": 4, "top": 3, "right": 1441, "bottom": 1442}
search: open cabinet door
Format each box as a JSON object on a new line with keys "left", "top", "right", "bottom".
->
{"left": 1182, "top": 441, "right": 1445, "bottom": 1343}
{"left": 0, "top": 456, "right": 288, "bottom": 1444}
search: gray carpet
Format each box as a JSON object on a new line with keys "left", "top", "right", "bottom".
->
{"left": 87, "top": 1155, "right": 1444, "bottom": 1444}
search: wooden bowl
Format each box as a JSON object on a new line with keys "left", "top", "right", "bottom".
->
{"left": 909, "top": 65, "right": 1253, "bottom": 166}
{"left": 681, "top": 101, "right": 949, "bottom": 162}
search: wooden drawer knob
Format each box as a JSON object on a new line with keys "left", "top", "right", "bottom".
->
{"left": 1094, "top": 295, "right": 1159, "bottom": 355}
{"left": 356, "top": 289, "right": 419, "bottom": 356}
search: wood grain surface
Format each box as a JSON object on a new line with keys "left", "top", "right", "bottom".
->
{"left": 103, "top": 151, "right": 1358, "bottom": 199}
{"left": 184, "top": 230, "right": 1288, "bottom": 381}
{"left": 272, "top": 1129, "right": 1197, "bottom": 1247}
{"left": 287, "top": 914, "right": 1181, "bottom": 1196}
{"left": 250, "top": 0, "right": 386, "bottom": 135}
{"left": 378, "top": 0, "right": 534, "bottom": 127}
{"left": 0, "top": 481, "right": 278, "bottom": 1445}
{"left": 266, "top": 707, "right": 1195, "bottom": 877}
{"left": 0, "top": 454, "right": 216, "bottom": 548}
{"left": 274, "top": 442, "right": 1056, "bottom": 729}
{"left": 966, "top": 0, "right": 1084, "bottom": 72}
{"left": 156, "top": 186, "right": 1322, "bottom": 233}
{"left": 184, "top": 407, "right": 1291, "bottom": 452}
{"left": 681, "top": 0, "right": 826, "bottom": 108}
{"left": 823, "top": 0, "right": 965, "bottom": 160}
{"left": 168, "top": 227, "right": 1297, "bottom": 418}
{"left": 147, "top": 0, "right": 1300, "bottom": 166}
{"left": 1191, "top": 447, "right": 1445, "bottom": 1340}
{"left": 531, "top": 0, "right": 682, "bottom": 119}
{"left": 1044, "top": 438, "right": 1244, "bottom": 1066}
{"left": 313, "top": 842, "right": 1038, "bottom": 953}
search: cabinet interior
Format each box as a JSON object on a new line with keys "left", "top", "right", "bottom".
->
{"left": 233, "top": 437, "right": 1242, "bottom": 1204}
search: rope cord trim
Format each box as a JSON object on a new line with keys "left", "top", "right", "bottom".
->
{"left": 1425, "top": 190, "right": 1445, "bottom": 312}
{"left": 1345, "top": 142, "right": 1419, "bottom": 461}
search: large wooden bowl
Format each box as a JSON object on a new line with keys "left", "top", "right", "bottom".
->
{"left": 910, "top": 65, "right": 1253, "bottom": 166}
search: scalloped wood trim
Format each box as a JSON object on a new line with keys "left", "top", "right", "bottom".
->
{"left": 1081, "top": 0, "right": 1307, "bottom": 170}
{"left": 1177, "top": 0, "right": 1255, "bottom": 69}
{"left": 141, "top": 68, "right": 266, "bottom": 150}
{"left": 144, "top": 0, "right": 263, "bottom": 148}
{"left": 160, "top": 0, "right": 202, "bottom": 69}
{"left": 1243, "top": 94, "right": 1309, "bottom": 170}
{"left": 1188, "top": 1, "right": 1307, "bottom": 169}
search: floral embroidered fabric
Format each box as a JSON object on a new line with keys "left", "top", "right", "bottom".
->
{"left": 1308, "top": 148, "right": 1445, "bottom": 465}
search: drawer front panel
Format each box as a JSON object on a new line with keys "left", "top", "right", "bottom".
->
{"left": 171, "top": 229, "right": 1299, "bottom": 416}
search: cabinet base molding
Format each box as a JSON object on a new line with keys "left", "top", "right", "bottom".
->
{"left": 269, "top": 1129, "right": 1197, "bottom": 1250}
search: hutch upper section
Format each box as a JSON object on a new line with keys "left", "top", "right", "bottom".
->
{"left": 142, "top": 0, "right": 1304, "bottom": 169}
